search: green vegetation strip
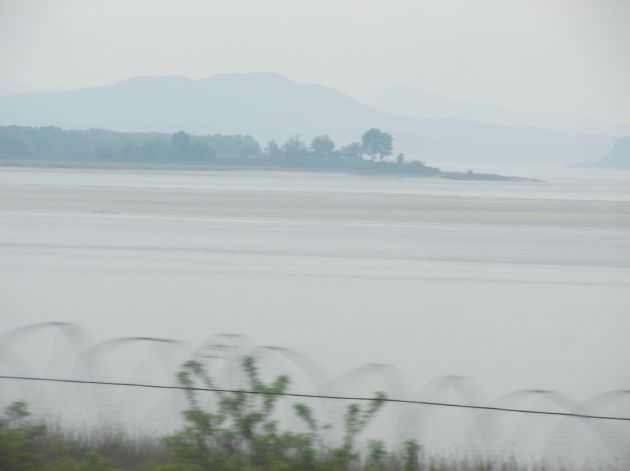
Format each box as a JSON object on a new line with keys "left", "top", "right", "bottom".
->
{"left": 1, "top": 375, "right": 628, "bottom": 421}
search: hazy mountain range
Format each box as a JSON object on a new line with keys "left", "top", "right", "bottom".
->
{"left": 596, "top": 136, "right": 630, "bottom": 168}
{"left": 0, "top": 73, "right": 620, "bottom": 166}
{"left": 363, "top": 85, "right": 630, "bottom": 137}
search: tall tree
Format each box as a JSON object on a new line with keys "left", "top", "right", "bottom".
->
{"left": 339, "top": 142, "right": 364, "bottom": 160}
{"left": 281, "top": 135, "right": 308, "bottom": 158}
{"left": 310, "top": 134, "right": 335, "bottom": 156}
{"left": 172, "top": 131, "right": 191, "bottom": 156}
{"left": 265, "top": 140, "right": 281, "bottom": 158}
{"left": 361, "top": 128, "right": 393, "bottom": 161}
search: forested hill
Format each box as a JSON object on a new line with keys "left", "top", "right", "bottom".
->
{"left": 0, "top": 125, "right": 536, "bottom": 181}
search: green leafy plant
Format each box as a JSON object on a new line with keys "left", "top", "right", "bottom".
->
{"left": 0, "top": 400, "right": 46, "bottom": 471}
{"left": 0, "top": 401, "right": 122, "bottom": 471}
{"left": 163, "top": 356, "right": 387, "bottom": 471}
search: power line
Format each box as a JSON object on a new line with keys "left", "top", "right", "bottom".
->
{"left": 1, "top": 375, "right": 629, "bottom": 422}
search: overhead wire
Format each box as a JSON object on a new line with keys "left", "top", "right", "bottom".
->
{"left": 1, "top": 375, "right": 629, "bottom": 422}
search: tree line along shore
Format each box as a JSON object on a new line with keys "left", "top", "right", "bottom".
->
{"left": 0, "top": 125, "right": 537, "bottom": 181}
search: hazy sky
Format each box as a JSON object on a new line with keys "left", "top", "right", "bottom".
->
{"left": 1, "top": 0, "right": 629, "bottom": 123}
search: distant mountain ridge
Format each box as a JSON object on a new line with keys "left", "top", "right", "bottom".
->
{"left": 363, "top": 85, "right": 630, "bottom": 137}
{"left": 0, "top": 73, "right": 617, "bottom": 166}
{"left": 596, "top": 136, "right": 630, "bottom": 168}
